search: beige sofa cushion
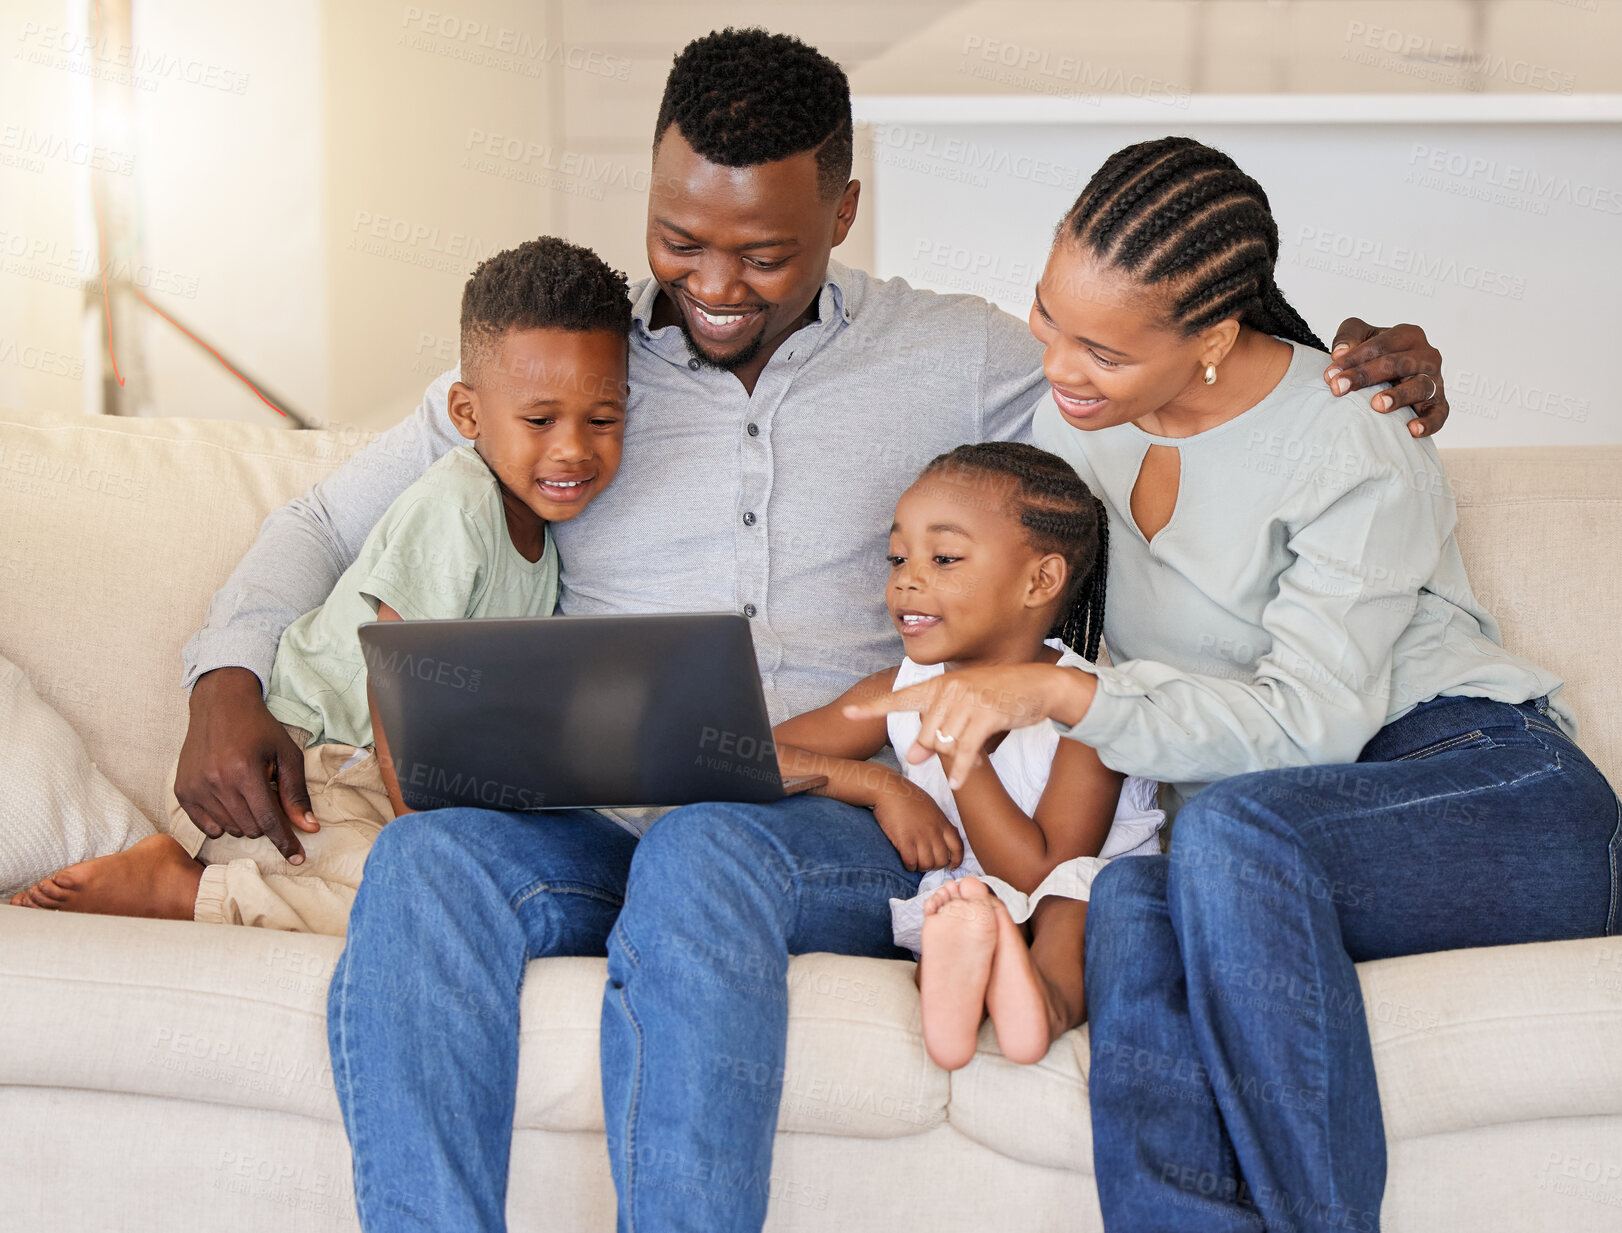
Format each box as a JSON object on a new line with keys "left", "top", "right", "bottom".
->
{"left": 0, "top": 909, "right": 953, "bottom": 1143}
{"left": 5, "top": 905, "right": 1618, "bottom": 1170}
{"left": 1444, "top": 448, "right": 1622, "bottom": 788}
{"left": 0, "top": 409, "right": 366, "bottom": 825}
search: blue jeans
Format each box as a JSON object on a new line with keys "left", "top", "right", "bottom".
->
{"left": 328, "top": 806, "right": 638, "bottom": 1230}
{"left": 601, "top": 795, "right": 919, "bottom": 1232}
{"left": 328, "top": 793, "right": 918, "bottom": 1232}
{"left": 1086, "top": 694, "right": 1622, "bottom": 1233}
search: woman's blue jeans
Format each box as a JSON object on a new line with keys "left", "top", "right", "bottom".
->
{"left": 1086, "top": 694, "right": 1622, "bottom": 1233}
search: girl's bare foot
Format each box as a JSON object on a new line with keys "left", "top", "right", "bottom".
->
{"left": 918, "top": 878, "right": 997, "bottom": 1070}
{"left": 9, "top": 834, "right": 203, "bottom": 921}
{"left": 985, "top": 896, "right": 1055, "bottom": 1065}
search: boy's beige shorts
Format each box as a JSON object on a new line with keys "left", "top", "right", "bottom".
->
{"left": 161, "top": 724, "right": 394, "bottom": 936}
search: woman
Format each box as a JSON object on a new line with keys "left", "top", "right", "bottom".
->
{"left": 846, "top": 137, "right": 1621, "bottom": 1232}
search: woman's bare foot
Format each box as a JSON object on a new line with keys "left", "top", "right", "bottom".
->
{"left": 9, "top": 834, "right": 203, "bottom": 920}
{"left": 918, "top": 878, "right": 997, "bottom": 1070}
{"left": 985, "top": 897, "right": 1055, "bottom": 1065}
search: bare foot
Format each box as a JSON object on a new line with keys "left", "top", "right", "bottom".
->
{"left": 918, "top": 878, "right": 997, "bottom": 1070}
{"left": 985, "top": 896, "right": 1054, "bottom": 1065}
{"left": 9, "top": 834, "right": 203, "bottom": 920}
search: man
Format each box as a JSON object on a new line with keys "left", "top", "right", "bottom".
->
{"left": 176, "top": 29, "right": 1451, "bottom": 1232}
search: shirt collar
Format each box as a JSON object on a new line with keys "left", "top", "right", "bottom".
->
{"left": 630, "top": 260, "right": 857, "bottom": 363}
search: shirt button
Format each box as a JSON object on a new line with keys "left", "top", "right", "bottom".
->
{"left": 687, "top": 358, "right": 700, "bottom": 370}
{"left": 746, "top": 422, "right": 759, "bottom": 437}
{"left": 743, "top": 604, "right": 757, "bottom": 618}
{"left": 742, "top": 511, "right": 756, "bottom": 526}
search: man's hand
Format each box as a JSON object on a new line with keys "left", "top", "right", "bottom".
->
{"left": 174, "top": 667, "right": 318, "bottom": 864}
{"left": 872, "top": 781, "right": 964, "bottom": 873}
{"left": 1325, "top": 318, "right": 1448, "bottom": 438}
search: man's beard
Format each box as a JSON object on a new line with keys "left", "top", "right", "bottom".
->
{"left": 678, "top": 315, "right": 768, "bottom": 373}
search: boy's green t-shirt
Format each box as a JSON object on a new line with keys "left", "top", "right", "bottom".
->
{"left": 265, "top": 444, "right": 559, "bottom": 748}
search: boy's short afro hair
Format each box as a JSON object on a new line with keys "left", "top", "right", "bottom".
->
{"left": 459, "top": 236, "right": 631, "bottom": 384}
{"left": 654, "top": 28, "right": 853, "bottom": 200}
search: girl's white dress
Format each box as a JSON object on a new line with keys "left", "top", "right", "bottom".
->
{"left": 887, "top": 639, "right": 1166, "bottom": 956}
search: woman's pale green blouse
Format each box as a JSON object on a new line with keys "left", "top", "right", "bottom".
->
{"left": 1035, "top": 340, "right": 1567, "bottom": 801}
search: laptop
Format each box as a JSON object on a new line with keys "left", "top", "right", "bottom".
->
{"left": 358, "top": 612, "right": 826, "bottom": 813}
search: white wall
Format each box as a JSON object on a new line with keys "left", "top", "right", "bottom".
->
{"left": 132, "top": 0, "right": 327, "bottom": 424}
{"left": 859, "top": 97, "right": 1622, "bottom": 447}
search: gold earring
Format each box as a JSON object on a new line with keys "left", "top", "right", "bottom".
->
{"left": 1203, "top": 362, "right": 1217, "bottom": 385}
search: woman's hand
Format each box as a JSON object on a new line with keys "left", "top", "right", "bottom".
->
{"left": 844, "top": 664, "right": 1098, "bottom": 791}
{"left": 872, "top": 780, "right": 965, "bottom": 873}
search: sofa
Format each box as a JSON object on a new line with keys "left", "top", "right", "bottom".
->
{"left": 1, "top": 404, "right": 1619, "bottom": 1233}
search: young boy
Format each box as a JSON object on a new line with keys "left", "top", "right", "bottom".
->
{"left": 11, "top": 236, "right": 632, "bottom": 933}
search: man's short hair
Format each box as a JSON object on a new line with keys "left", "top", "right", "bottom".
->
{"left": 459, "top": 236, "right": 631, "bottom": 385}
{"left": 654, "top": 28, "right": 853, "bottom": 201}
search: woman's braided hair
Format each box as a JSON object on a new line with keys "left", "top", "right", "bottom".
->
{"left": 1062, "top": 136, "right": 1325, "bottom": 350}
{"left": 919, "top": 441, "right": 1109, "bottom": 660}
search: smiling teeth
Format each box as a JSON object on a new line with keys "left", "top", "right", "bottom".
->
{"left": 902, "top": 614, "right": 937, "bottom": 625}
{"left": 545, "top": 480, "right": 586, "bottom": 488}
{"left": 696, "top": 306, "right": 747, "bottom": 325}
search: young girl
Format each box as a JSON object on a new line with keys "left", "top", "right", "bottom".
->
{"left": 772, "top": 440, "right": 1164, "bottom": 1070}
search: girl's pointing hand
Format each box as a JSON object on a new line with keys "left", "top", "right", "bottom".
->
{"left": 843, "top": 663, "right": 1099, "bottom": 790}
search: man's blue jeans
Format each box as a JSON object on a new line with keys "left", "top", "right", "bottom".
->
{"left": 1086, "top": 694, "right": 1622, "bottom": 1233}
{"left": 327, "top": 793, "right": 918, "bottom": 1232}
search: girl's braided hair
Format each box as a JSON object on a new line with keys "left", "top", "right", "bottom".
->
{"left": 1061, "top": 136, "right": 1325, "bottom": 350}
{"left": 919, "top": 441, "right": 1108, "bottom": 660}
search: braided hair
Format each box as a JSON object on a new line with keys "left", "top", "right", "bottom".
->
{"left": 1061, "top": 137, "right": 1325, "bottom": 350}
{"left": 919, "top": 442, "right": 1109, "bottom": 661}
